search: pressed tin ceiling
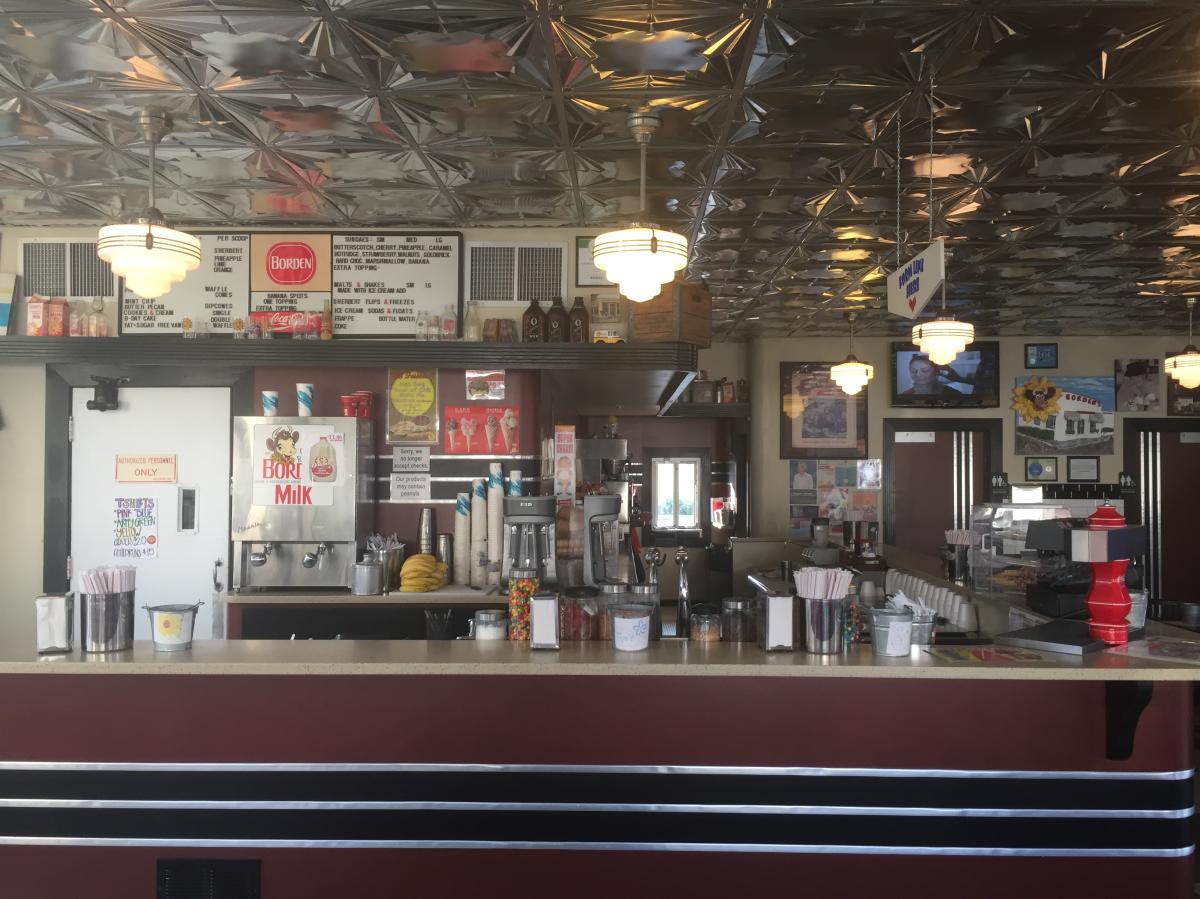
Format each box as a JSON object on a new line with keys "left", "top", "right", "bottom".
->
{"left": 3, "top": 2, "right": 1200, "bottom": 337}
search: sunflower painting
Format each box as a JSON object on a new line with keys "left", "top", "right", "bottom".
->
{"left": 1012, "top": 376, "right": 1115, "bottom": 456}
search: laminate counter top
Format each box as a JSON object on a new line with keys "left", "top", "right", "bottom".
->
{"left": 4, "top": 637, "right": 1200, "bottom": 680}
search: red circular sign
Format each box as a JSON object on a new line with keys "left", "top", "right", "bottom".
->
{"left": 266, "top": 242, "right": 316, "bottom": 286}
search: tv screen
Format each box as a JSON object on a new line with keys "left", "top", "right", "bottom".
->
{"left": 891, "top": 341, "right": 1000, "bottom": 408}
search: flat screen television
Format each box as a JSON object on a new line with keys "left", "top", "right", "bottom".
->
{"left": 890, "top": 341, "right": 1000, "bottom": 408}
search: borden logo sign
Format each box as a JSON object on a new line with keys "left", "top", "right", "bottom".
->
{"left": 266, "top": 242, "right": 316, "bottom": 286}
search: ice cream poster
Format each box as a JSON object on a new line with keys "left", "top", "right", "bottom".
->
{"left": 443, "top": 406, "right": 519, "bottom": 454}
{"left": 251, "top": 424, "right": 343, "bottom": 505}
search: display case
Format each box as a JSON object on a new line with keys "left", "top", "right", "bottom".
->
{"left": 969, "top": 503, "right": 1070, "bottom": 595}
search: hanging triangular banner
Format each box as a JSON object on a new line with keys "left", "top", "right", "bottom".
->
{"left": 887, "top": 239, "right": 945, "bottom": 320}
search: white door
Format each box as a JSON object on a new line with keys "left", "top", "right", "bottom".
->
{"left": 70, "top": 387, "right": 230, "bottom": 641}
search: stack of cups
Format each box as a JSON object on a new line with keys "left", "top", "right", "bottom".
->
{"left": 453, "top": 493, "right": 471, "bottom": 585}
{"left": 470, "top": 478, "right": 488, "bottom": 587}
{"left": 486, "top": 464, "right": 503, "bottom": 586}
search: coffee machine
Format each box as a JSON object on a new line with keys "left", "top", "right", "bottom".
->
{"left": 583, "top": 494, "right": 623, "bottom": 587}
{"left": 502, "top": 495, "right": 557, "bottom": 584}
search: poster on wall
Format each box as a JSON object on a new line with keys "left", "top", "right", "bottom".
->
{"left": 789, "top": 461, "right": 817, "bottom": 505}
{"left": 443, "top": 406, "right": 519, "bottom": 455}
{"left": 1011, "top": 376, "right": 1115, "bottom": 455}
{"left": 780, "top": 363, "right": 867, "bottom": 459}
{"left": 251, "top": 423, "right": 344, "bottom": 506}
{"left": 1114, "top": 359, "right": 1161, "bottom": 412}
{"left": 857, "top": 459, "right": 882, "bottom": 489}
{"left": 113, "top": 497, "right": 158, "bottom": 560}
{"left": 387, "top": 369, "right": 439, "bottom": 445}
{"left": 249, "top": 233, "right": 331, "bottom": 333}
{"left": 1167, "top": 374, "right": 1200, "bottom": 416}
{"left": 122, "top": 233, "right": 250, "bottom": 334}
{"left": 465, "top": 370, "right": 505, "bottom": 401}
{"left": 332, "top": 233, "right": 459, "bottom": 336}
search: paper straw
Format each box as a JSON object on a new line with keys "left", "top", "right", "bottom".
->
{"left": 453, "top": 493, "right": 471, "bottom": 585}
{"left": 487, "top": 463, "right": 503, "bottom": 586}
{"left": 470, "top": 478, "right": 488, "bottom": 587}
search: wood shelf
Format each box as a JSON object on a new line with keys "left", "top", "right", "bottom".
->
{"left": 0, "top": 336, "right": 699, "bottom": 373}
{"left": 661, "top": 402, "right": 750, "bottom": 419}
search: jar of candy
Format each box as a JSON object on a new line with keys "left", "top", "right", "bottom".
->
{"left": 507, "top": 569, "right": 538, "bottom": 640}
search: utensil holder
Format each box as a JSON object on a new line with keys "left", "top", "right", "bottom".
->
{"left": 80, "top": 591, "right": 135, "bottom": 653}
{"left": 803, "top": 596, "right": 843, "bottom": 654}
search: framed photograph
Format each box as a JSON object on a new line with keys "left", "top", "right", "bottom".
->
{"left": 1166, "top": 366, "right": 1200, "bottom": 416}
{"left": 1114, "top": 359, "right": 1161, "bottom": 412}
{"left": 1025, "top": 457, "right": 1058, "bottom": 482}
{"left": 1025, "top": 343, "right": 1058, "bottom": 369}
{"left": 1067, "top": 456, "right": 1100, "bottom": 483}
{"left": 575, "top": 237, "right": 611, "bottom": 287}
{"left": 780, "top": 362, "right": 868, "bottom": 459}
{"left": 1012, "top": 375, "right": 1115, "bottom": 455}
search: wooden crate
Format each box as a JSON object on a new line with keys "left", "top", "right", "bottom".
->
{"left": 630, "top": 282, "right": 711, "bottom": 347}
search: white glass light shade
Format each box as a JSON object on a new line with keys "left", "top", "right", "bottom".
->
{"left": 911, "top": 316, "right": 975, "bottom": 366}
{"left": 830, "top": 356, "right": 874, "bottom": 395}
{"left": 592, "top": 226, "right": 688, "bottom": 303}
{"left": 97, "top": 223, "right": 201, "bottom": 299}
{"left": 1166, "top": 346, "right": 1200, "bottom": 390}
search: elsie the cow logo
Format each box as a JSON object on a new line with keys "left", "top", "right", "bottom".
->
{"left": 266, "top": 242, "right": 316, "bottom": 286}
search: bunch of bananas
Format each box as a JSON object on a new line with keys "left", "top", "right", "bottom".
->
{"left": 400, "top": 554, "right": 448, "bottom": 593}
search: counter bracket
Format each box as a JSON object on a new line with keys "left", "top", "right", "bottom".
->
{"left": 1104, "top": 680, "right": 1153, "bottom": 761}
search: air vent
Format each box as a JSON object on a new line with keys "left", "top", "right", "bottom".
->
{"left": 466, "top": 242, "right": 566, "bottom": 303}
{"left": 156, "top": 859, "right": 261, "bottom": 899}
{"left": 20, "top": 239, "right": 115, "bottom": 299}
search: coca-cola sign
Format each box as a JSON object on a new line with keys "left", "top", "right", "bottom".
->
{"left": 266, "top": 242, "right": 316, "bottom": 285}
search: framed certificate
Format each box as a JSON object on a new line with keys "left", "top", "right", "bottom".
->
{"left": 576, "top": 237, "right": 612, "bottom": 287}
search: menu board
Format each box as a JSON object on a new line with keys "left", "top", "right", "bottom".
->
{"left": 332, "top": 234, "right": 459, "bottom": 336}
{"left": 121, "top": 233, "right": 250, "bottom": 334}
{"left": 120, "top": 231, "right": 461, "bottom": 338}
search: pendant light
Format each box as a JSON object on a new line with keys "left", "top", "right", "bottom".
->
{"left": 592, "top": 108, "right": 688, "bottom": 303}
{"left": 909, "top": 79, "right": 973, "bottom": 366}
{"left": 830, "top": 311, "right": 874, "bottom": 395}
{"left": 97, "top": 109, "right": 200, "bottom": 300}
{"left": 1166, "top": 297, "right": 1200, "bottom": 389}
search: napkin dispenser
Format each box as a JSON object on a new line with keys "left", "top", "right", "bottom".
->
{"left": 757, "top": 591, "right": 795, "bottom": 652}
{"left": 35, "top": 593, "right": 74, "bottom": 654}
{"left": 530, "top": 592, "right": 560, "bottom": 650}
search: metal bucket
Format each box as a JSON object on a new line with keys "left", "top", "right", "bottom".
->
{"left": 80, "top": 591, "right": 135, "bottom": 653}
{"left": 144, "top": 602, "right": 204, "bottom": 652}
{"left": 367, "top": 547, "right": 405, "bottom": 593}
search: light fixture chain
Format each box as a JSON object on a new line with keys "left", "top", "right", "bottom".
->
{"left": 896, "top": 112, "right": 902, "bottom": 263}
{"left": 639, "top": 141, "right": 647, "bottom": 219}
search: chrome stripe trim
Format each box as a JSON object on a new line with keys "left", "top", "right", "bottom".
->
{"left": 0, "top": 837, "right": 1189, "bottom": 858}
{"left": 1155, "top": 430, "right": 1163, "bottom": 599}
{"left": 0, "top": 762, "right": 1190, "bottom": 781}
{"left": 952, "top": 431, "right": 960, "bottom": 530}
{"left": 0, "top": 799, "right": 1189, "bottom": 819}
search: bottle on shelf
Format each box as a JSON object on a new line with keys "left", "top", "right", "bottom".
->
{"left": 415, "top": 310, "right": 429, "bottom": 340}
{"left": 320, "top": 299, "right": 333, "bottom": 340}
{"left": 429, "top": 310, "right": 442, "bottom": 341}
{"left": 442, "top": 304, "right": 458, "bottom": 340}
{"left": 68, "top": 303, "right": 85, "bottom": 337}
{"left": 568, "top": 296, "right": 590, "bottom": 343}
{"left": 521, "top": 297, "right": 546, "bottom": 343}
{"left": 463, "top": 301, "right": 483, "bottom": 342}
{"left": 545, "top": 296, "right": 568, "bottom": 343}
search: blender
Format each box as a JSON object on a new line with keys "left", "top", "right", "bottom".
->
{"left": 501, "top": 495, "right": 558, "bottom": 585}
{"left": 583, "top": 494, "right": 623, "bottom": 587}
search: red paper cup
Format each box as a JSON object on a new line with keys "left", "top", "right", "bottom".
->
{"left": 340, "top": 395, "right": 357, "bottom": 417}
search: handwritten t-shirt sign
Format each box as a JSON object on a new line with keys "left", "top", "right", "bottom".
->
{"left": 115, "top": 454, "right": 177, "bottom": 484}
{"left": 113, "top": 497, "right": 158, "bottom": 560}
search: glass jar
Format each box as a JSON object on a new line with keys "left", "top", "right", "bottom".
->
{"left": 474, "top": 609, "right": 507, "bottom": 641}
{"left": 690, "top": 612, "right": 721, "bottom": 644}
{"left": 507, "top": 569, "right": 538, "bottom": 641}
{"left": 561, "top": 587, "right": 601, "bottom": 641}
{"left": 629, "top": 584, "right": 660, "bottom": 640}
{"left": 610, "top": 603, "right": 652, "bottom": 651}
{"left": 721, "top": 598, "right": 755, "bottom": 643}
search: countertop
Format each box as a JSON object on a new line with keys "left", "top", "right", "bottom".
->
{"left": 223, "top": 587, "right": 502, "bottom": 606}
{"left": 6, "top": 638, "right": 1200, "bottom": 680}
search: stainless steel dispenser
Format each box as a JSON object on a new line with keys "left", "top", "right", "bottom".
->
{"left": 231, "top": 416, "right": 374, "bottom": 590}
{"left": 583, "top": 493, "right": 623, "bottom": 587}
{"left": 501, "top": 495, "right": 557, "bottom": 585}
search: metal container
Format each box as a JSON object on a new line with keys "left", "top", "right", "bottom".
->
{"left": 368, "top": 546, "right": 405, "bottom": 593}
{"left": 80, "top": 591, "right": 134, "bottom": 653}
{"left": 910, "top": 608, "right": 936, "bottom": 646}
{"left": 436, "top": 534, "right": 453, "bottom": 584}
{"left": 871, "top": 608, "right": 914, "bottom": 657}
{"left": 352, "top": 561, "right": 384, "bottom": 596}
{"left": 35, "top": 593, "right": 74, "bottom": 654}
{"left": 418, "top": 508, "right": 434, "bottom": 555}
{"left": 144, "top": 602, "right": 204, "bottom": 652}
{"left": 803, "top": 596, "right": 843, "bottom": 654}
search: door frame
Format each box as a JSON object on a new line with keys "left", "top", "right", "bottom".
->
{"left": 43, "top": 364, "right": 253, "bottom": 593}
{"left": 882, "top": 417, "right": 1004, "bottom": 548}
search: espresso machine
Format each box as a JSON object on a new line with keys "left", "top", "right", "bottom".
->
{"left": 583, "top": 494, "right": 624, "bottom": 587}
{"left": 502, "top": 495, "right": 557, "bottom": 585}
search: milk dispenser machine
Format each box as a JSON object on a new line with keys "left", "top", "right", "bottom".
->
{"left": 231, "top": 416, "right": 374, "bottom": 590}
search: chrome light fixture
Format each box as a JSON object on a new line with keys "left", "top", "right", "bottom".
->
{"left": 592, "top": 108, "right": 688, "bottom": 303}
{"left": 830, "top": 311, "right": 874, "bottom": 395}
{"left": 908, "top": 79, "right": 973, "bottom": 366}
{"left": 1166, "top": 297, "right": 1200, "bottom": 389}
{"left": 97, "top": 109, "right": 200, "bottom": 299}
